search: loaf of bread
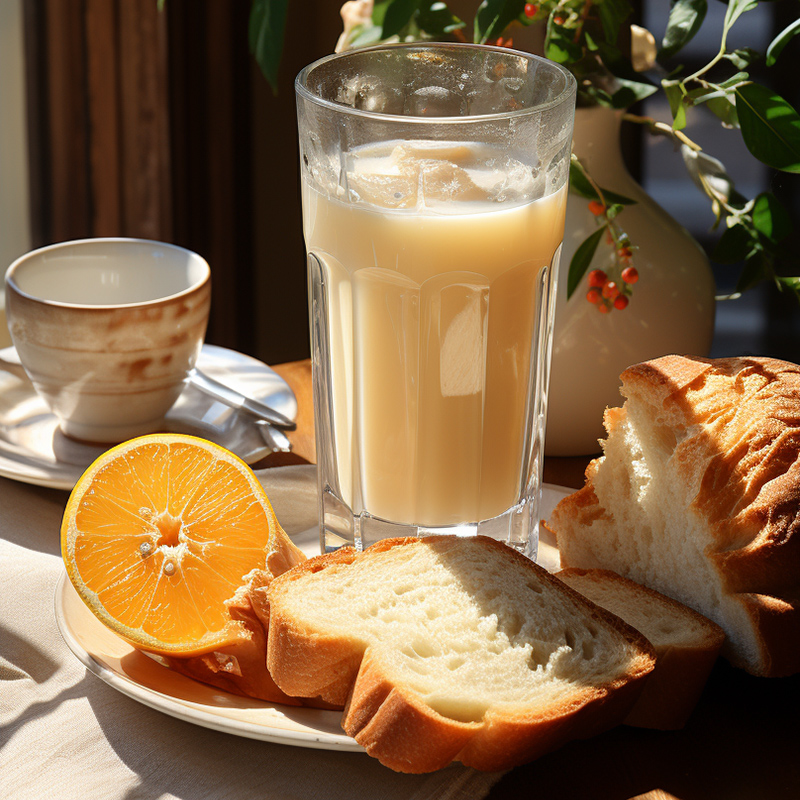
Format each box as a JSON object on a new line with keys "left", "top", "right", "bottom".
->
{"left": 556, "top": 568, "right": 725, "bottom": 729}
{"left": 266, "top": 535, "right": 656, "bottom": 773}
{"left": 548, "top": 355, "right": 800, "bottom": 677}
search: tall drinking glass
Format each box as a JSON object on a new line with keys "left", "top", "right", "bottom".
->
{"left": 296, "top": 44, "right": 576, "bottom": 559}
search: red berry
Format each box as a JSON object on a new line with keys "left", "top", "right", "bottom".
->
{"left": 618, "top": 246, "right": 633, "bottom": 260}
{"left": 614, "top": 295, "right": 629, "bottom": 311}
{"left": 553, "top": 15, "right": 565, "bottom": 25}
{"left": 622, "top": 266, "right": 639, "bottom": 284}
{"left": 586, "top": 287, "right": 602, "bottom": 304}
{"left": 524, "top": 3, "right": 538, "bottom": 17}
{"left": 602, "top": 281, "right": 619, "bottom": 300}
{"left": 597, "top": 302, "right": 610, "bottom": 314}
{"left": 588, "top": 200, "right": 605, "bottom": 216}
{"left": 587, "top": 269, "right": 607, "bottom": 288}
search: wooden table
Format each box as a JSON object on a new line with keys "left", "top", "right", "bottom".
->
{"left": 270, "top": 360, "right": 799, "bottom": 800}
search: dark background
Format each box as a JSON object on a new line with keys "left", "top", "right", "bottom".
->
{"left": 19, "top": 0, "right": 800, "bottom": 367}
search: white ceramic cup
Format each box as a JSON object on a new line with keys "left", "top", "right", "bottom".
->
{"left": 3, "top": 238, "right": 211, "bottom": 443}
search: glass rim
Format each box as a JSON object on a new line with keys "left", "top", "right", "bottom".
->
{"left": 295, "top": 42, "right": 577, "bottom": 123}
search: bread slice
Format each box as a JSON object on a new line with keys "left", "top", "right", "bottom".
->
{"left": 548, "top": 355, "right": 800, "bottom": 677}
{"left": 556, "top": 568, "right": 725, "bottom": 729}
{"left": 266, "top": 535, "right": 656, "bottom": 773}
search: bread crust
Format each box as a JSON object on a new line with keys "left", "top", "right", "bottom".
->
{"left": 553, "top": 354, "right": 800, "bottom": 677}
{"left": 267, "top": 536, "right": 656, "bottom": 773}
{"left": 557, "top": 568, "right": 725, "bottom": 729}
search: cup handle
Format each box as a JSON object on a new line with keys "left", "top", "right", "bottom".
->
{"left": 0, "top": 346, "right": 28, "bottom": 380}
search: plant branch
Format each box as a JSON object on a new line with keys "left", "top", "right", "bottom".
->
{"left": 573, "top": 0, "right": 593, "bottom": 44}
{"left": 682, "top": 48, "right": 725, "bottom": 84}
{"left": 622, "top": 113, "right": 702, "bottom": 151}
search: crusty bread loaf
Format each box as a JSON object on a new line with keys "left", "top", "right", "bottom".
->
{"left": 556, "top": 568, "right": 725, "bottom": 729}
{"left": 266, "top": 535, "right": 656, "bottom": 773}
{"left": 548, "top": 355, "right": 800, "bottom": 677}
{"left": 164, "top": 525, "right": 307, "bottom": 703}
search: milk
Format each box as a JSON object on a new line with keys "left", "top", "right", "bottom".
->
{"left": 303, "top": 141, "right": 567, "bottom": 527}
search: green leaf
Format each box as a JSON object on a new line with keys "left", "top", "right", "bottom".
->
{"left": 736, "top": 254, "right": 767, "bottom": 293}
{"left": 752, "top": 192, "right": 792, "bottom": 242}
{"left": 766, "top": 18, "right": 800, "bottom": 66}
{"left": 659, "top": 0, "right": 707, "bottom": 60}
{"left": 349, "top": 23, "right": 384, "bottom": 48}
{"left": 663, "top": 81, "right": 687, "bottom": 129}
{"left": 705, "top": 95, "right": 739, "bottom": 127}
{"left": 597, "top": 0, "right": 633, "bottom": 44}
{"left": 415, "top": 1, "right": 465, "bottom": 36}
{"left": 584, "top": 30, "right": 600, "bottom": 51}
{"left": 569, "top": 161, "right": 600, "bottom": 201}
{"left": 567, "top": 227, "right": 607, "bottom": 299}
{"left": 371, "top": 0, "right": 392, "bottom": 25}
{"left": 712, "top": 223, "right": 754, "bottom": 263}
{"left": 609, "top": 78, "right": 659, "bottom": 108}
{"left": 735, "top": 83, "right": 800, "bottom": 173}
{"left": 777, "top": 276, "right": 800, "bottom": 301}
{"left": 602, "top": 189, "right": 636, "bottom": 205}
{"left": 474, "top": 0, "right": 524, "bottom": 44}
{"left": 598, "top": 42, "right": 658, "bottom": 107}
{"left": 688, "top": 72, "right": 747, "bottom": 125}
{"left": 681, "top": 146, "right": 735, "bottom": 204}
{"left": 382, "top": 0, "right": 422, "bottom": 38}
{"left": 723, "top": 0, "right": 758, "bottom": 37}
{"left": 569, "top": 161, "right": 637, "bottom": 205}
{"left": 719, "top": 71, "right": 751, "bottom": 90}
{"left": 249, "top": 0, "right": 290, "bottom": 94}
{"left": 723, "top": 47, "right": 760, "bottom": 70}
{"left": 544, "top": 16, "right": 584, "bottom": 63}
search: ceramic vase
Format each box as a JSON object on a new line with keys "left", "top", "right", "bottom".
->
{"left": 546, "top": 105, "right": 716, "bottom": 456}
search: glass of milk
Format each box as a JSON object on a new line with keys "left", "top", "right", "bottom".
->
{"left": 296, "top": 44, "right": 576, "bottom": 559}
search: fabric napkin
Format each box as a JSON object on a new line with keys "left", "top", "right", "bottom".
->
{"left": 0, "top": 467, "right": 505, "bottom": 800}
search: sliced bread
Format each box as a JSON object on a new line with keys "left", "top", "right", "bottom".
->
{"left": 556, "top": 568, "right": 725, "bottom": 729}
{"left": 548, "top": 355, "right": 800, "bottom": 677}
{"left": 266, "top": 535, "right": 656, "bottom": 773}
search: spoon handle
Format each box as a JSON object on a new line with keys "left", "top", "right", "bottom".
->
{"left": 189, "top": 368, "right": 297, "bottom": 431}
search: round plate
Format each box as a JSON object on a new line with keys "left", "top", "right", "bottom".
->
{"left": 0, "top": 344, "right": 296, "bottom": 490}
{"left": 54, "top": 485, "right": 572, "bottom": 750}
{"left": 54, "top": 571, "right": 361, "bottom": 751}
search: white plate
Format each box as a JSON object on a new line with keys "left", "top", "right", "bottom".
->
{"left": 54, "top": 484, "right": 573, "bottom": 751}
{"left": 0, "top": 344, "right": 296, "bottom": 490}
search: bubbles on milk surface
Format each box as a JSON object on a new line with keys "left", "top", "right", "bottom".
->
{"left": 343, "top": 140, "right": 541, "bottom": 212}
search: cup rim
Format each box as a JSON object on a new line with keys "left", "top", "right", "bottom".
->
{"left": 295, "top": 42, "right": 577, "bottom": 124}
{"left": 5, "top": 237, "right": 211, "bottom": 310}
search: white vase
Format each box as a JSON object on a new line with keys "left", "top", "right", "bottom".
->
{"left": 546, "top": 106, "right": 716, "bottom": 456}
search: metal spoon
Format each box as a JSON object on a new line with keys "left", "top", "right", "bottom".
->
{"left": 188, "top": 368, "right": 297, "bottom": 431}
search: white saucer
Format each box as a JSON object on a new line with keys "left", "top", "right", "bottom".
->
{"left": 0, "top": 344, "right": 297, "bottom": 490}
{"left": 54, "top": 485, "right": 571, "bottom": 752}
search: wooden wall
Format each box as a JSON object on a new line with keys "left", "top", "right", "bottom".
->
{"left": 23, "top": 0, "right": 342, "bottom": 364}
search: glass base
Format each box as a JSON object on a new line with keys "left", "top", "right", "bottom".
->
{"left": 319, "top": 485, "right": 540, "bottom": 561}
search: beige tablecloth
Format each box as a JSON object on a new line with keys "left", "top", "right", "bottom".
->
{"left": 0, "top": 466, "right": 504, "bottom": 800}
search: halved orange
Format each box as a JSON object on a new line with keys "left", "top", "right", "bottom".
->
{"left": 61, "top": 433, "right": 305, "bottom": 657}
